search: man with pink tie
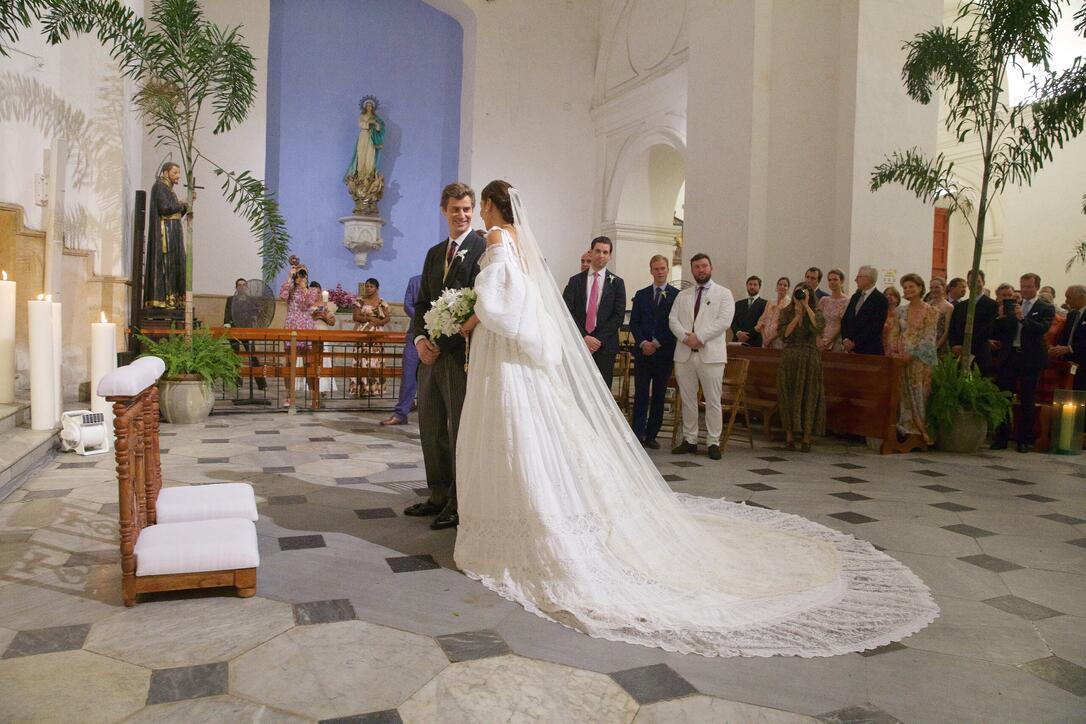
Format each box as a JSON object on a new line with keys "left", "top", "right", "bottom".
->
{"left": 563, "top": 236, "right": 627, "bottom": 389}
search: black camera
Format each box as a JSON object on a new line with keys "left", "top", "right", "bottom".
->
{"left": 793, "top": 287, "right": 808, "bottom": 301}
{"left": 1002, "top": 298, "right": 1016, "bottom": 316}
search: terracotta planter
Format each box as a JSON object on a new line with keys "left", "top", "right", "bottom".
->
{"left": 158, "top": 376, "right": 215, "bottom": 424}
{"left": 937, "top": 409, "right": 988, "bottom": 453}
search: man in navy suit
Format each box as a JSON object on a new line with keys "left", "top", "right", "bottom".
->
{"left": 563, "top": 236, "right": 627, "bottom": 389}
{"left": 629, "top": 255, "right": 678, "bottom": 449}
{"left": 1050, "top": 285, "right": 1086, "bottom": 390}
{"left": 991, "top": 272, "right": 1054, "bottom": 452}
{"left": 731, "top": 275, "right": 767, "bottom": 347}
{"left": 841, "top": 265, "right": 889, "bottom": 355}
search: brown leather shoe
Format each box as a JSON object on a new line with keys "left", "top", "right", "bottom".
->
{"left": 380, "top": 415, "right": 405, "bottom": 426}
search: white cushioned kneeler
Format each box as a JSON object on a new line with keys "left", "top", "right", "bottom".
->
{"left": 134, "top": 518, "right": 259, "bottom": 576}
{"left": 156, "top": 483, "right": 258, "bottom": 523}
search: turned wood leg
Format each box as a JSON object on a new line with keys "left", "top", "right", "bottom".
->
{"left": 235, "top": 567, "right": 257, "bottom": 598}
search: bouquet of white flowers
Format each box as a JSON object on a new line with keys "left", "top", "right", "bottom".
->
{"left": 423, "top": 288, "right": 477, "bottom": 341}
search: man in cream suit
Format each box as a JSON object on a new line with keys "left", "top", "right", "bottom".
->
{"left": 669, "top": 253, "right": 735, "bottom": 460}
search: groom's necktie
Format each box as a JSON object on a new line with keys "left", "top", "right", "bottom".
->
{"left": 443, "top": 240, "right": 458, "bottom": 280}
{"left": 586, "top": 272, "right": 601, "bottom": 334}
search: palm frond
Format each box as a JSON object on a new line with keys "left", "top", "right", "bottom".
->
{"left": 969, "top": 0, "right": 1063, "bottom": 66}
{"left": 1067, "top": 241, "right": 1086, "bottom": 272}
{"left": 42, "top": 0, "right": 148, "bottom": 78}
{"left": 1075, "top": 1, "right": 1085, "bottom": 36}
{"left": 0, "top": 0, "right": 48, "bottom": 54}
{"left": 901, "top": 25, "right": 986, "bottom": 108}
{"left": 210, "top": 163, "right": 292, "bottom": 282}
{"left": 201, "top": 24, "right": 256, "bottom": 134}
{"left": 870, "top": 148, "right": 958, "bottom": 204}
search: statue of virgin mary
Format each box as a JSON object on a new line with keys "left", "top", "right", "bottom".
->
{"left": 344, "top": 95, "right": 386, "bottom": 215}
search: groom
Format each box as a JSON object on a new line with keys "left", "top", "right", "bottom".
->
{"left": 404, "top": 182, "right": 487, "bottom": 530}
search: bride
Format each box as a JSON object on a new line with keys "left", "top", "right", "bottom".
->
{"left": 454, "top": 180, "right": 937, "bottom": 657}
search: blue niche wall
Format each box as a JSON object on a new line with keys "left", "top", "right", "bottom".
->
{"left": 266, "top": 0, "right": 463, "bottom": 302}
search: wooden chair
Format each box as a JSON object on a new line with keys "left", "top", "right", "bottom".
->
{"left": 721, "top": 357, "right": 754, "bottom": 450}
{"left": 612, "top": 350, "right": 634, "bottom": 417}
{"left": 102, "top": 364, "right": 259, "bottom": 606}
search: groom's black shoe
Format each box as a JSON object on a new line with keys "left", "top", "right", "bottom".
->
{"left": 707, "top": 444, "right": 721, "bottom": 460}
{"left": 431, "top": 503, "right": 459, "bottom": 530}
{"left": 404, "top": 501, "right": 444, "bottom": 517}
{"left": 671, "top": 440, "right": 697, "bottom": 455}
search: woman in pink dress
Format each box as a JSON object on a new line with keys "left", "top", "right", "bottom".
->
{"left": 816, "top": 268, "right": 849, "bottom": 351}
{"left": 927, "top": 277, "right": 954, "bottom": 353}
{"left": 280, "top": 264, "right": 320, "bottom": 407}
{"left": 755, "top": 276, "right": 791, "bottom": 349}
{"left": 881, "top": 285, "right": 901, "bottom": 353}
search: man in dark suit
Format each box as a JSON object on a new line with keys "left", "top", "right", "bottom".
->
{"left": 731, "top": 275, "right": 767, "bottom": 347}
{"left": 629, "top": 254, "right": 678, "bottom": 449}
{"left": 948, "top": 269, "right": 999, "bottom": 376}
{"left": 804, "top": 267, "right": 829, "bottom": 300}
{"left": 404, "top": 183, "right": 487, "bottom": 530}
{"left": 947, "top": 277, "right": 966, "bottom": 307}
{"left": 1050, "top": 285, "right": 1086, "bottom": 391}
{"left": 563, "top": 236, "right": 626, "bottom": 388}
{"left": 991, "top": 273, "right": 1055, "bottom": 452}
{"left": 840, "top": 265, "right": 889, "bottom": 355}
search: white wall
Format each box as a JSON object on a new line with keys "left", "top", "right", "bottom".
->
{"left": 140, "top": 0, "right": 268, "bottom": 296}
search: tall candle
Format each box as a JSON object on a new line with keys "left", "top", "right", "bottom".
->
{"left": 1059, "top": 402, "right": 1076, "bottom": 451}
{"left": 90, "top": 311, "right": 117, "bottom": 427}
{"left": 28, "top": 294, "right": 55, "bottom": 429}
{"left": 322, "top": 290, "right": 330, "bottom": 304}
{"left": 52, "top": 299, "right": 62, "bottom": 421}
{"left": 0, "top": 271, "right": 14, "bottom": 404}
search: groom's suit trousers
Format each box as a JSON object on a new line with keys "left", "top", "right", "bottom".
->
{"left": 675, "top": 353, "right": 724, "bottom": 446}
{"left": 417, "top": 352, "right": 467, "bottom": 503}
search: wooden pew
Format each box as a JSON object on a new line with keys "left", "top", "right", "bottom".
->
{"left": 728, "top": 346, "right": 924, "bottom": 454}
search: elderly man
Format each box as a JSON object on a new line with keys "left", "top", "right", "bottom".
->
{"left": 579, "top": 250, "right": 592, "bottom": 273}
{"left": 840, "top": 265, "right": 888, "bottom": 355}
{"left": 1050, "top": 285, "right": 1086, "bottom": 390}
{"left": 991, "top": 273, "right": 1054, "bottom": 452}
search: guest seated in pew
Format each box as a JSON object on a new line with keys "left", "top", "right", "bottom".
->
{"left": 776, "top": 283, "right": 825, "bottom": 452}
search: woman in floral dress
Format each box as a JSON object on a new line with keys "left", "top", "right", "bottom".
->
{"left": 755, "top": 276, "right": 791, "bottom": 349}
{"left": 927, "top": 277, "right": 954, "bottom": 353}
{"left": 279, "top": 265, "right": 320, "bottom": 407}
{"left": 352, "top": 277, "right": 391, "bottom": 396}
{"left": 882, "top": 285, "right": 901, "bottom": 353}
{"left": 888, "top": 274, "right": 938, "bottom": 443}
{"left": 816, "top": 268, "right": 849, "bottom": 351}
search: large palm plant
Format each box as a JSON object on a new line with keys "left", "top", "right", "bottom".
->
{"left": 871, "top": 0, "right": 1085, "bottom": 369}
{"left": 39, "top": 0, "right": 290, "bottom": 333}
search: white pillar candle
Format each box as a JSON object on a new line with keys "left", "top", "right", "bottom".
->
{"left": 1059, "top": 402, "right": 1076, "bottom": 451}
{"left": 0, "top": 271, "right": 14, "bottom": 404}
{"left": 52, "top": 299, "right": 62, "bottom": 421}
{"left": 322, "top": 290, "right": 330, "bottom": 304}
{"left": 28, "top": 294, "right": 55, "bottom": 430}
{"left": 90, "top": 311, "right": 117, "bottom": 428}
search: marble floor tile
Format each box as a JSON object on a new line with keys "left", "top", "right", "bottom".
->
{"left": 977, "top": 534, "right": 1086, "bottom": 575}
{"left": 125, "top": 694, "right": 310, "bottom": 723}
{"left": 889, "top": 551, "right": 1009, "bottom": 601}
{"left": 610, "top": 663, "right": 698, "bottom": 705}
{"left": 435, "top": 629, "right": 512, "bottom": 662}
{"left": 293, "top": 598, "right": 357, "bottom": 625}
{"left": 1002, "top": 568, "right": 1086, "bottom": 617}
{"left": 2, "top": 622, "right": 91, "bottom": 658}
{"left": 84, "top": 596, "right": 294, "bottom": 668}
{"left": 982, "top": 594, "right": 1063, "bottom": 621}
{"left": 1035, "top": 615, "right": 1086, "bottom": 668}
{"left": 0, "top": 581, "right": 121, "bottom": 629}
{"left": 634, "top": 695, "right": 817, "bottom": 723}
{"left": 1017, "top": 655, "right": 1086, "bottom": 697}
{"left": 957, "top": 553, "right": 1024, "bottom": 573}
{"left": 231, "top": 620, "right": 448, "bottom": 721}
{"left": 901, "top": 596, "right": 1050, "bottom": 665}
{"left": 398, "top": 654, "right": 638, "bottom": 724}
{"left": 0, "top": 649, "right": 150, "bottom": 723}
{"left": 817, "top": 703, "right": 902, "bottom": 723}
{"left": 146, "top": 660, "right": 229, "bottom": 704}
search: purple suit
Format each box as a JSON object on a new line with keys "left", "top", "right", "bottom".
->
{"left": 393, "top": 275, "right": 423, "bottom": 421}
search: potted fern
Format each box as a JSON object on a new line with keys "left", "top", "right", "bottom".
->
{"left": 927, "top": 355, "right": 1012, "bottom": 453}
{"left": 138, "top": 329, "right": 240, "bottom": 423}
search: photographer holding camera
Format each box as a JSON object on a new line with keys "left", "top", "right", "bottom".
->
{"left": 776, "top": 283, "right": 826, "bottom": 452}
{"left": 279, "top": 255, "right": 320, "bottom": 407}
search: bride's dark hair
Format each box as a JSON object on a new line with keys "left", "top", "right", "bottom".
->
{"left": 481, "top": 180, "right": 515, "bottom": 224}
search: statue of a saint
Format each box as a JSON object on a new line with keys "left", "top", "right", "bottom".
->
{"left": 344, "top": 95, "right": 386, "bottom": 216}
{"left": 144, "top": 162, "right": 189, "bottom": 309}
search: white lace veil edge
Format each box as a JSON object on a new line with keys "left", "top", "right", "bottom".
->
{"left": 508, "top": 188, "right": 677, "bottom": 496}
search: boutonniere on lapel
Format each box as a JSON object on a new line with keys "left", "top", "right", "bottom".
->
{"left": 660, "top": 289, "right": 668, "bottom": 300}
{"left": 454, "top": 248, "right": 469, "bottom": 263}
{"left": 606, "top": 273, "right": 614, "bottom": 285}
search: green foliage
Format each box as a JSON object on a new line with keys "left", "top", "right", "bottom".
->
{"left": 926, "top": 355, "right": 1012, "bottom": 438}
{"left": 871, "top": 0, "right": 1086, "bottom": 370}
{"left": 41, "top": 0, "right": 292, "bottom": 320}
{"left": 136, "top": 329, "right": 240, "bottom": 386}
{"left": 0, "top": 1, "right": 49, "bottom": 56}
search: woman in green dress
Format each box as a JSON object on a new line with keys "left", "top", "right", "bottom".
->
{"left": 776, "top": 283, "right": 826, "bottom": 452}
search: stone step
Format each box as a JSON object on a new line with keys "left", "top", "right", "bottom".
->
{"left": 0, "top": 401, "right": 31, "bottom": 433}
{"left": 0, "top": 423, "right": 60, "bottom": 503}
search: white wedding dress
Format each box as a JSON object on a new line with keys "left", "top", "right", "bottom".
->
{"left": 454, "top": 211, "right": 937, "bottom": 658}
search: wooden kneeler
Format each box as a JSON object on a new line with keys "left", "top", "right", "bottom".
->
{"left": 105, "top": 362, "right": 258, "bottom": 606}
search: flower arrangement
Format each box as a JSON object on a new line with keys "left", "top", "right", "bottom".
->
{"left": 326, "top": 283, "right": 356, "bottom": 310}
{"left": 423, "top": 288, "right": 477, "bottom": 341}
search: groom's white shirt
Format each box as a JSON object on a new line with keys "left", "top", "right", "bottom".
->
{"left": 668, "top": 279, "right": 735, "bottom": 365}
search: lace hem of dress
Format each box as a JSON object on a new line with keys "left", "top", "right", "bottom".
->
{"left": 459, "top": 494, "right": 939, "bottom": 658}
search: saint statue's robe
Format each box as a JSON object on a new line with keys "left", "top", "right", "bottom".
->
{"left": 144, "top": 179, "right": 187, "bottom": 309}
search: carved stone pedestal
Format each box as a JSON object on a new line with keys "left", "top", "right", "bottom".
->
{"left": 339, "top": 215, "right": 385, "bottom": 268}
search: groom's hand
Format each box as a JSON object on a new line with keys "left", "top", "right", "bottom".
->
{"left": 416, "top": 338, "right": 440, "bottom": 365}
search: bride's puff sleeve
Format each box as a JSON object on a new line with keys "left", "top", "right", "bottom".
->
{"left": 473, "top": 245, "right": 561, "bottom": 366}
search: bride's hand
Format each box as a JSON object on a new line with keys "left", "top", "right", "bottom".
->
{"left": 460, "top": 315, "right": 480, "bottom": 337}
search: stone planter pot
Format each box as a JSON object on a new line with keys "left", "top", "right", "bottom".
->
{"left": 937, "top": 409, "right": 988, "bottom": 454}
{"left": 158, "top": 376, "right": 215, "bottom": 424}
